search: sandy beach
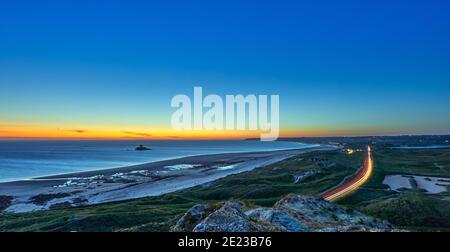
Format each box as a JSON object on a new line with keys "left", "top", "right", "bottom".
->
{"left": 0, "top": 146, "right": 332, "bottom": 213}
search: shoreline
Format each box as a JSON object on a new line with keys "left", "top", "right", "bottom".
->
{"left": 0, "top": 145, "right": 335, "bottom": 213}
{"left": 0, "top": 140, "right": 319, "bottom": 183}
{"left": 33, "top": 144, "right": 323, "bottom": 180}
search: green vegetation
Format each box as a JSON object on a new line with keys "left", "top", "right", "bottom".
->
{"left": 362, "top": 193, "right": 450, "bottom": 230}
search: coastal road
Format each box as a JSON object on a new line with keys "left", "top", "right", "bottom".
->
{"left": 322, "top": 146, "right": 373, "bottom": 202}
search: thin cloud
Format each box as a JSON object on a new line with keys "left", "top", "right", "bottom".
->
{"left": 166, "top": 135, "right": 181, "bottom": 139}
{"left": 60, "top": 129, "right": 88, "bottom": 134}
{"left": 122, "top": 131, "right": 152, "bottom": 137}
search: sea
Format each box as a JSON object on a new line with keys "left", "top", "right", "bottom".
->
{"left": 0, "top": 140, "right": 317, "bottom": 182}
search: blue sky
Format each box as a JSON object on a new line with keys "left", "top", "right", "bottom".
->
{"left": 1, "top": 0, "right": 450, "bottom": 137}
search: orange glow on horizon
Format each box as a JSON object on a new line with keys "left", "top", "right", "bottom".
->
{"left": 0, "top": 122, "right": 392, "bottom": 140}
{"left": 0, "top": 123, "right": 267, "bottom": 140}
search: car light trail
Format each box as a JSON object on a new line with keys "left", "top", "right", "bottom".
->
{"left": 322, "top": 146, "right": 373, "bottom": 202}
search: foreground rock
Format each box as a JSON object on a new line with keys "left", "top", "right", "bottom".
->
{"left": 172, "top": 194, "right": 397, "bottom": 232}
{"left": 172, "top": 202, "right": 283, "bottom": 232}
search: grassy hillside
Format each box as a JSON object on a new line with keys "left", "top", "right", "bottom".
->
{"left": 362, "top": 193, "right": 450, "bottom": 231}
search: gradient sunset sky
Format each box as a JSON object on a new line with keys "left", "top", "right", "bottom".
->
{"left": 1, "top": 0, "right": 450, "bottom": 139}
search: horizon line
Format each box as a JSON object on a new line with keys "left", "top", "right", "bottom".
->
{"left": 1, "top": 133, "right": 449, "bottom": 141}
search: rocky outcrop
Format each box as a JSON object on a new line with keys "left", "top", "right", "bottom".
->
{"left": 245, "top": 208, "right": 308, "bottom": 232}
{"left": 172, "top": 194, "right": 397, "bottom": 232}
{"left": 271, "top": 195, "right": 395, "bottom": 232}
{"left": 173, "top": 202, "right": 282, "bottom": 232}
{"left": 135, "top": 145, "right": 151, "bottom": 151}
{"left": 171, "top": 204, "right": 218, "bottom": 232}
{"left": 193, "top": 202, "right": 283, "bottom": 232}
